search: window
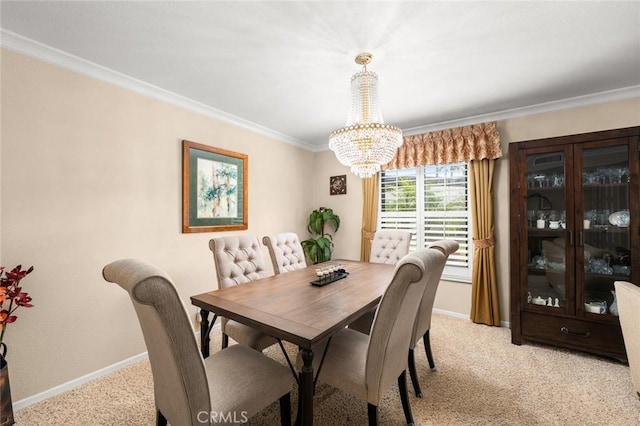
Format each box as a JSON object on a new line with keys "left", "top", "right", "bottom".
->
{"left": 379, "top": 162, "right": 472, "bottom": 281}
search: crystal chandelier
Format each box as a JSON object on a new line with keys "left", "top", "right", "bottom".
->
{"left": 329, "top": 53, "right": 403, "bottom": 178}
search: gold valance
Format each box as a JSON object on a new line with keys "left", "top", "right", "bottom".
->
{"left": 383, "top": 121, "right": 502, "bottom": 170}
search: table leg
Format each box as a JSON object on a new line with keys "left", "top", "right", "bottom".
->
{"left": 200, "top": 309, "right": 210, "bottom": 358}
{"left": 300, "top": 348, "right": 314, "bottom": 426}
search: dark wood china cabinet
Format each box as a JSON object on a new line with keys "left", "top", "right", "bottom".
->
{"left": 509, "top": 127, "right": 639, "bottom": 360}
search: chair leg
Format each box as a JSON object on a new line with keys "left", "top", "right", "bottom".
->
{"left": 279, "top": 392, "right": 292, "bottom": 426}
{"left": 423, "top": 330, "right": 437, "bottom": 371}
{"left": 156, "top": 410, "right": 167, "bottom": 426}
{"left": 407, "top": 349, "right": 423, "bottom": 398}
{"left": 398, "top": 370, "right": 415, "bottom": 426}
{"left": 367, "top": 403, "right": 378, "bottom": 426}
{"left": 294, "top": 389, "right": 302, "bottom": 426}
{"left": 222, "top": 333, "right": 229, "bottom": 349}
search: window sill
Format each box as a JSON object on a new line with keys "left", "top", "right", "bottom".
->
{"left": 440, "top": 274, "right": 472, "bottom": 284}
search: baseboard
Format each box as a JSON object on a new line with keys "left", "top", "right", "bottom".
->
{"left": 14, "top": 321, "right": 221, "bottom": 411}
{"left": 13, "top": 351, "right": 148, "bottom": 411}
{"left": 433, "top": 308, "right": 510, "bottom": 328}
{"left": 433, "top": 307, "right": 469, "bottom": 320}
{"left": 14, "top": 313, "right": 508, "bottom": 412}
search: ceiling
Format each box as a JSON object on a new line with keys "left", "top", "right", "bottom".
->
{"left": 1, "top": 1, "right": 639, "bottom": 151}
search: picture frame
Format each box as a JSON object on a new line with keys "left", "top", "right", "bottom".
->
{"left": 528, "top": 193, "right": 552, "bottom": 211}
{"left": 539, "top": 196, "right": 552, "bottom": 211}
{"left": 330, "top": 175, "right": 347, "bottom": 195}
{"left": 182, "top": 140, "right": 248, "bottom": 233}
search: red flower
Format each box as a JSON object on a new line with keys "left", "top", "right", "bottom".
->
{"left": 0, "top": 264, "right": 35, "bottom": 347}
{"left": 0, "top": 265, "right": 33, "bottom": 285}
{"left": 0, "top": 311, "right": 16, "bottom": 324}
{"left": 13, "top": 292, "right": 33, "bottom": 308}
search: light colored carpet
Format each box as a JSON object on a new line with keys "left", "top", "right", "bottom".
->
{"left": 15, "top": 314, "right": 640, "bottom": 425}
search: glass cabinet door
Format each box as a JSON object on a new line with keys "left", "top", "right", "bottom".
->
{"left": 523, "top": 148, "right": 572, "bottom": 313}
{"left": 577, "top": 143, "right": 630, "bottom": 318}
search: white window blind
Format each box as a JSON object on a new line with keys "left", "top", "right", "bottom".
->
{"left": 379, "top": 163, "right": 472, "bottom": 280}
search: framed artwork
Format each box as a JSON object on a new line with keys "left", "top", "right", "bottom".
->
{"left": 330, "top": 175, "right": 347, "bottom": 195}
{"left": 539, "top": 196, "right": 552, "bottom": 210}
{"left": 527, "top": 193, "right": 552, "bottom": 211}
{"left": 182, "top": 140, "right": 248, "bottom": 233}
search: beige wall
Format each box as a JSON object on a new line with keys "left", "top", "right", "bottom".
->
{"left": 0, "top": 49, "right": 315, "bottom": 400}
{"left": 2, "top": 47, "right": 639, "bottom": 403}
{"left": 309, "top": 151, "right": 361, "bottom": 261}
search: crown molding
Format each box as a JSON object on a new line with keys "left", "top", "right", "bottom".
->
{"left": 313, "top": 85, "right": 640, "bottom": 151}
{"left": 402, "top": 86, "right": 640, "bottom": 137}
{"left": 3, "top": 29, "right": 637, "bottom": 152}
{"left": 0, "top": 29, "right": 315, "bottom": 151}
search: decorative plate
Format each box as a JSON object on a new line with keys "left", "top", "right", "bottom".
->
{"left": 608, "top": 210, "right": 630, "bottom": 227}
{"left": 329, "top": 175, "right": 347, "bottom": 195}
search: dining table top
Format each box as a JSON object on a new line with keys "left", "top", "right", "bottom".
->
{"left": 190, "top": 259, "right": 397, "bottom": 348}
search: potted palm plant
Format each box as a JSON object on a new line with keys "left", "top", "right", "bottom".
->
{"left": 301, "top": 207, "right": 340, "bottom": 264}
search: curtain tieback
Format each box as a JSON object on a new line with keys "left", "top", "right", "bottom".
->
{"left": 473, "top": 237, "right": 495, "bottom": 249}
{"left": 362, "top": 229, "right": 375, "bottom": 241}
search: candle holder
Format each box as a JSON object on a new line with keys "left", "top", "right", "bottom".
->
{"left": 310, "top": 263, "right": 349, "bottom": 287}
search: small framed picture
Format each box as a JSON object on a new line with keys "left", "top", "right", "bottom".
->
{"left": 330, "top": 175, "right": 347, "bottom": 195}
{"left": 182, "top": 140, "right": 248, "bottom": 233}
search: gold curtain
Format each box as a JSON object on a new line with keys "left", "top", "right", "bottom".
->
{"left": 377, "top": 121, "right": 502, "bottom": 325}
{"left": 469, "top": 158, "right": 500, "bottom": 325}
{"left": 383, "top": 122, "right": 502, "bottom": 169}
{"left": 360, "top": 174, "right": 379, "bottom": 261}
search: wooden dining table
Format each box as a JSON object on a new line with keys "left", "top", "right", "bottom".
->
{"left": 190, "top": 259, "right": 396, "bottom": 426}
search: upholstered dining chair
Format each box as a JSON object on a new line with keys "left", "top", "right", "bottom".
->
{"left": 614, "top": 280, "right": 640, "bottom": 399}
{"left": 369, "top": 229, "right": 413, "bottom": 264}
{"left": 407, "top": 239, "right": 459, "bottom": 398}
{"left": 102, "top": 258, "right": 292, "bottom": 426}
{"left": 296, "top": 249, "right": 440, "bottom": 425}
{"left": 262, "top": 232, "right": 307, "bottom": 275}
{"left": 210, "top": 236, "right": 278, "bottom": 351}
{"left": 348, "top": 229, "right": 413, "bottom": 333}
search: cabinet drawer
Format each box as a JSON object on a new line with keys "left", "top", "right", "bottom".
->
{"left": 521, "top": 312, "right": 626, "bottom": 359}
